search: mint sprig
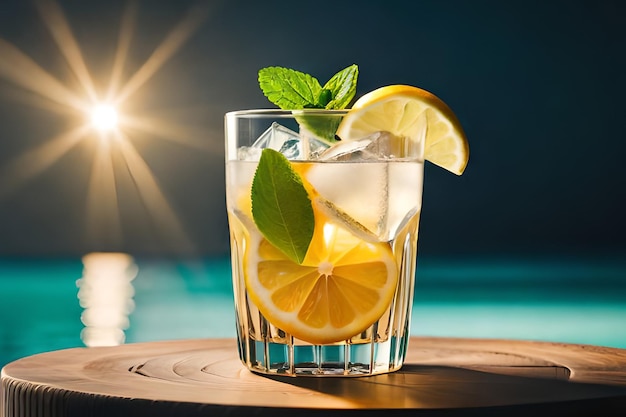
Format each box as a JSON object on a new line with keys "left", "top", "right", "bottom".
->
{"left": 258, "top": 65, "right": 359, "bottom": 142}
{"left": 321, "top": 65, "right": 358, "bottom": 109}
{"left": 258, "top": 64, "right": 358, "bottom": 110}
{"left": 258, "top": 67, "right": 323, "bottom": 109}
{"left": 251, "top": 149, "right": 314, "bottom": 264}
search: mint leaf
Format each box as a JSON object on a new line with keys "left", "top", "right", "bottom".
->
{"left": 258, "top": 65, "right": 359, "bottom": 143}
{"left": 251, "top": 149, "right": 314, "bottom": 264}
{"left": 323, "top": 64, "right": 359, "bottom": 109}
{"left": 316, "top": 88, "right": 332, "bottom": 107}
{"left": 295, "top": 114, "right": 342, "bottom": 144}
{"left": 258, "top": 67, "right": 322, "bottom": 109}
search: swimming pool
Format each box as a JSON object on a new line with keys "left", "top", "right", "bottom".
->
{"left": 2, "top": 255, "right": 625, "bottom": 369}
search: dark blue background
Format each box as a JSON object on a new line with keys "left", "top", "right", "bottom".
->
{"left": 0, "top": 0, "right": 624, "bottom": 259}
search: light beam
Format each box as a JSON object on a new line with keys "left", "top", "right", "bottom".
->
{"left": 0, "top": 0, "right": 213, "bottom": 253}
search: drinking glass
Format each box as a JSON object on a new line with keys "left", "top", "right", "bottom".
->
{"left": 225, "top": 109, "right": 424, "bottom": 376}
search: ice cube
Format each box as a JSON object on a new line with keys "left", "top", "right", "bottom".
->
{"left": 318, "top": 131, "right": 405, "bottom": 161}
{"left": 237, "top": 123, "right": 299, "bottom": 161}
{"left": 278, "top": 139, "right": 301, "bottom": 159}
{"left": 313, "top": 196, "right": 381, "bottom": 243}
{"left": 317, "top": 137, "right": 370, "bottom": 161}
{"left": 363, "top": 131, "right": 406, "bottom": 158}
{"left": 319, "top": 128, "right": 428, "bottom": 161}
{"left": 297, "top": 126, "right": 332, "bottom": 159}
{"left": 305, "top": 159, "right": 389, "bottom": 240}
{"left": 240, "top": 122, "right": 329, "bottom": 160}
{"left": 252, "top": 122, "right": 300, "bottom": 151}
{"left": 237, "top": 146, "right": 262, "bottom": 161}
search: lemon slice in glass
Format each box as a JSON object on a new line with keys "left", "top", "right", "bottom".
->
{"left": 244, "top": 207, "right": 397, "bottom": 345}
{"left": 236, "top": 164, "right": 397, "bottom": 344}
{"left": 336, "top": 85, "right": 469, "bottom": 175}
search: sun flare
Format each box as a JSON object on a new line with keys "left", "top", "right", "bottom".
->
{"left": 0, "top": 0, "right": 211, "bottom": 253}
{"left": 90, "top": 104, "right": 119, "bottom": 132}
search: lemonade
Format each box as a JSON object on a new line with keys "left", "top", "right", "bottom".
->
{"left": 225, "top": 66, "right": 468, "bottom": 376}
{"left": 226, "top": 157, "right": 422, "bottom": 375}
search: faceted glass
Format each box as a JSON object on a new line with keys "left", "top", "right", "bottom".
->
{"left": 225, "top": 109, "right": 424, "bottom": 376}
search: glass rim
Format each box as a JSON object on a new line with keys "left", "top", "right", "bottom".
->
{"left": 225, "top": 108, "right": 349, "bottom": 118}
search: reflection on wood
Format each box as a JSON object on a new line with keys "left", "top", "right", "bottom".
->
{"left": 2, "top": 337, "right": 626, "bottom": 416}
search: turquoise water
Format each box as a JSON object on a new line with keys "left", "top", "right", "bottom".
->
{"left": 1, "top": 256, "right": 625, "bottom": 369}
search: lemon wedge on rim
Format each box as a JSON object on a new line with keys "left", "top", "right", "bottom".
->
{"left": 336, "top": 84, "right": 469, "bottom": 175}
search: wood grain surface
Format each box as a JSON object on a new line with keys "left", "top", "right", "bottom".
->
{"left": 2, "top": 337, "right": 626, "bottom": 416}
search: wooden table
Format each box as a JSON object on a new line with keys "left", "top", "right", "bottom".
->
{"left": 2, "top": 337, "right": 626, "bottom": 416}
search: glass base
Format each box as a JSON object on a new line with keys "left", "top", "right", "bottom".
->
{"left": 239, "top": 334, "right": 409, "bottom": 377}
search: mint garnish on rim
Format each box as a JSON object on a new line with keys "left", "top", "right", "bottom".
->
{"left": 258, "top": 64, "right": 358, "bottom": 110}
{"left": 258, "top": 65, "right": 359, "bottom": 142}
{"left": 251, "top": 149, "right": 314, "bottom": 264}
